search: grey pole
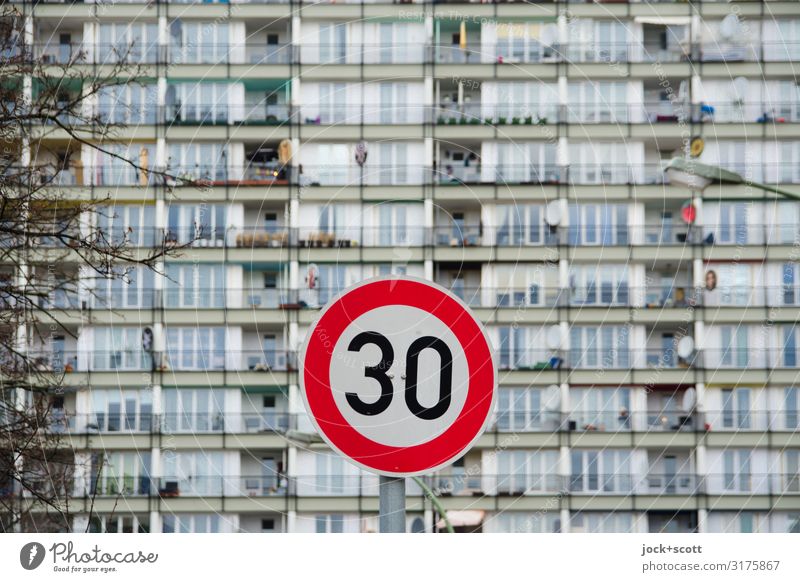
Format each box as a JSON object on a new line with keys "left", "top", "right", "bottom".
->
{"left": 379, "top": 475, "right": 406, "bottom": 533}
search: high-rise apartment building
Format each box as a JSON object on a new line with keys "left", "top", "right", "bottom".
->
{"left": 4, "top": 0, "right": 800, "bottom": 534}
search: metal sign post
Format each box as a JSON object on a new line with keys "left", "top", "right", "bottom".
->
{"left": 379, "top": 476, "right": 406, "bottom": 533}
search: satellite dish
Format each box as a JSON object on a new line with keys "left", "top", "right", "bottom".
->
{"left": 142, "top": 327, "right": 154, "bottom": 353}
{"left": 306, "top": 263, "right": 319, "bottom": 290}
{"left": 682, "top": 387, "right": 697, "bottom": 412}
{"left": 689, "top": 136, "right": 705, "bottom": 158}
{"left": 677, "top": 336, "right": 695, "bottom": 359}
{"left": 719, "top": 14, "right": 741, "bottom": 40}
{"left": 540, "top": 24, "right": 558, "bottom": 47}
{"left": 543, "top": 385, "right": 561, "bottom": 412}
{"left": 355, "top": 141, "right": 368, "bottom": 167}
{"left": 732, "top": 76, "right": 749, "bottom": 100}
{"left": 545, "top": 325, "right": 564, "bottom": 350}
{"left": 677, "top": 80, "right": 688, "bottom": 103}
{"left": 545, "top": 200, "right": 563, "bottom": 226}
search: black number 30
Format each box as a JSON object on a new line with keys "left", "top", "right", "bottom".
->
{"left": 345, "top": 331, "right": 453, "bottom": 420}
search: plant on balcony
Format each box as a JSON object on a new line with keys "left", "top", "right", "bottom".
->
{"left": 524, "top": 116, "right": 534, "bottom": 125}
{"left": 497, "top": 116, "right": 507, "bottom": 125}
{"left": 0, "top": 4, "right": 195, "bottom": 533}
{"left": 511, "top": 117, "right": 521, "bottom": 125}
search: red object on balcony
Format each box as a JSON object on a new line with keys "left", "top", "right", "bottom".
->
{"left": 681, "top": 202, "right": 697, "bottom": 224}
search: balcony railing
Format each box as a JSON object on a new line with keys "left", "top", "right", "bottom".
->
{"left": 14, "top": 221, "right": 800, "bottom": 256}
{"left": 27, "top": 162, "right": 800, "bottom": 187}
{"left": 31, "top": 282, "right": 800, "bottom": 315}
{"left": 27, "top": 412, "right": 297, "bottom": 434}
{"left": 16, "top": 349, "right": 297, "bottom": 373}
{"left": 22, "top": 39, "right": 800, "bottom": 67}
{"left": 17, "top": 409, "right": 800, "bottom": 438}
{"left": 11, "top": 472, "right": 800, "bottom": 502}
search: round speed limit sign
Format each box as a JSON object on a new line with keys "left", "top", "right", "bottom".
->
{"left": 300, "top": 277, "right": 496, "bottom": 477}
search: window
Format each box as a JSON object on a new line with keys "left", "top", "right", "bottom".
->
{"left": 706, "top": 512, "right": 769, "bottom": 533}
{"left": 163, "top": 388, "right": 226, "bottom": 433}
{"left": 783, "top": 326, "right": 799, "bottom": 367}
{"left": 96, "top": 205, "right": 156, "bottom": 247}
{"left": 375, "top": 143, "right": 412, "bottom": 186}
{"left": 571, "top": 512, "right": 634, "bottom": 533}
{"left": 493, "top": 82, "right": 558, "bottom": 122}
{"left": 92, "top": 328, "right": 151, "bottom": 371}
{"left": 568, "top": 144, "right": 635, "bottom": 184}
{"left": 167, "top": 144, "right": 228, "bottom": 183}
{"left": 495, "top": 143, "right": 558, "bottom": 185}
{"left": 496, "top": 204, "right": 552, "bottom": 246}
{"left": 98, "top": 83, "right": 157, "bottom": 124}
{"left": 315, "top": 514, "right": 345, "bottom": 533}
{"left": 718, "top": 325, "right": 750, "bottom": 368}
{"left": 721, "top": 388, "right": 752, "bottom": 429}
{"left": 165, "top": 327, "right": 225, "bottom": 371}
{"left": 93, "top": 266, "right": 155, "bottom": 309}
{"left": 570, "top": 265, "right": 629, "bottom": 306}
{"left": 161, "top": 451, "right": 225, "bottom": 496}
{"left": 89, "top": 515, "right": 149, "bottom": 534}
{"left": 171, "top": 22, "right": 229, "bottom": 64}
{"left": 707, "top": 263, "right": 751, "bottom": 306}
{"left": 91, "top": 452, "right": 151, "bottom": 496}
{"left": 786, "top": 451, "right": 800, "bottom": 493}
{"left": 89, "top": 388, "right": 152, "bottom": 433}
{"left": 92, "top": 144, "right": 155, "bottom": 186}
{"left": 378, "top": 82, "right": 411, "bottom": 123}
{"left": 767, "top": 81, "right": 800, "bottom": 122}
{"left": 497, "top": 450, "right": 560, "bottom": 493}
{"left": 570, "top": 388, "right": 631, "bottom": 432}
{"left": 497, "top": 388, "right": 546, "bottom": 431}
{"left": 567, "top": 19, "right": 628, "bottom": 63}
{"left": 312, "top": 264, "right": 346, "bottom": 305}
{"left": 378, "top": 203, "right": 416, "bottom": 245}
{"left": 494, "top": 23, "right": 557, "bottom": 64}
{"left": 315, "top": 453, "right": 347, "bottom": 495}
{"left": 166, "top": 83, "right": 232, "bottom": 124}
{"left": 162, "top": 514, "right": 230, "bottom": 533}
{"left": 497, "top": 327, "right": 551, "bottom": 370}
{"left": 707, "top": 202, "right": 752, "bottom": 245}
{"left": 568, "top": 204, "right": 629, "bottom": 245}
{"left": 166, "top": 203, "right": 227, "bottom": 246}
{"left": 569, "top": 326, "right": 630, "bottom": 369}
{"left": 486, "top": 512, "right": 560, "bottom": 533}
{"left": 722, "top": 450, "right": 752, "bottom": 492}
{"left": 318, "top": 23, "right": 347, "bottom": 64}
{"left": 785, "top": 387, "right": 799, "bottom": 429}
{"left": 317, "top": 83, "right": 346, "bottom": 124}
{"left": 570, "top": 450, "right": 632, "bottom": 493}
{"left": 98, "top": 23, "right": 158, "bottom": 64}
{"left": 568, "top": 82, "right": 627, "bottom": 123}
{"left": 764, "top": 20, "right": 800, "bottom": 61}
{"left": 165, "top": 264, "right": 225, "bottom": 308}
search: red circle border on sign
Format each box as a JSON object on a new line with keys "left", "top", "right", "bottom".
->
{"left": 301, "top": 278, "right": 496, "bottom": 476}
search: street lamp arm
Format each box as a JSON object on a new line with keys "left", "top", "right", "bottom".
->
{"left": 412, "top": 476, "right": 455, "bottom": 534}
{"left": 664, "top": 157, "right": 800, "bottom": 201}
{"left": 743, "top": 181, "right": 800, "bottom": 202}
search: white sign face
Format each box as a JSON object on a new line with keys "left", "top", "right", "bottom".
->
{"left": 300, "top": 277, "right": 497, "bottom": 477}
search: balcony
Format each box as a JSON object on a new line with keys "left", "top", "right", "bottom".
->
{"left": 164, "top": 104, "right": 291, "bottom": 126}
{"left": 302, "top": 104, "right": 429, "bottom": 125}
{"left": 301, "top": 44, "right": 426, "bottom": 65}
{"left": 31, "top": 412, "right": 297, "bottom": 435}
{"left": 16, "top": 349, "right": 297, "bottom": 373}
